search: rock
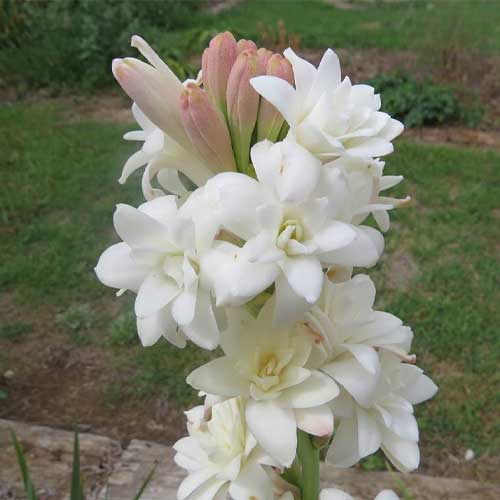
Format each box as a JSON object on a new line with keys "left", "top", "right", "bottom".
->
{"left": 0, "top": 419, "right": 121, "bottom": 500}
{"left": 1, "top": 419, "right": 499, "bottom": 500}
{"left": 3, "top": 370, "right": 14, "bottom": 380}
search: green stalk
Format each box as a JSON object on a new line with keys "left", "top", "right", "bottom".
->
{"left": 297, "top": 430, "right": 320, "bottom": 500}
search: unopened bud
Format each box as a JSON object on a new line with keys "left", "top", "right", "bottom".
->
{"left": 256, "top": 48, "right": 273, "bottom": 73}
{"left": 256, "top": 54, "right": 294, "bottom": 142}
{"left": 112, "top": 57, "right": 190, "bottom": 150}
{"left": 237, "top": 39, "right": 257, "bottom": 54}
{"left": 226, "top": 50, "right": 261, "bottom": 173}
{"left": 201, "top": 32, "right": 238, "bottom": 117}
{"left": 180, "top": 83, "right": 236, "bottom": 173}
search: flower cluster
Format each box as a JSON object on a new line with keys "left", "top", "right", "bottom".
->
{"left": 96, "top": 32, "right": 437, "bottom": 499}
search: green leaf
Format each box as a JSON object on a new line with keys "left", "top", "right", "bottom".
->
{"left": 11, "top": 430, "right": 38, "bottom": 500}
{"left": 132, "top": 465, "right": 156, "bottom": 500}
{"left": 0, "top": 389, "right": 8, "bottom": 400}
{"left": 70, "top": 429, "right": 85, "bottom": 500}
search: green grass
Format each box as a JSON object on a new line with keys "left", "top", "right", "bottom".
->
{"left": 183, "top": 0, "right": 500, "bottom": 54}
{"left": 1, "top": 102, "right": 499, "bottom": 454}
{"left": 0, "top": 103, "right": 137, "bottom": 305}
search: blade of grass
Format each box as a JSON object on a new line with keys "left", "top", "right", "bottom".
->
{"left": 70, "top": 429, "right": 85, "bottom": 500}
{"left": 132, "top": 465, "right": 156, "bottom": 500}
{"left": 10, "top": 430, "right": 38, "bottom": 500}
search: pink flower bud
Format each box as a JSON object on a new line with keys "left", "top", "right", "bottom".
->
{"left": 112, "top": 37, "right": 191, "bottom": 150}
{"left": 256, "top": 48, "right": 273, "bottom": 74}
{"left": 201, "top": 32, "right": 237, "bottom": 117}
{"left": 256, "top": 54, "right": 294, "bottom": 142}
{"left": 180, "top": 83, "right": 236, "bottom": 173}
{"left": 237, "top": 39, "right": 257, "bottom": 54}
{"left": 226, "top": 50, "right": 263, "bottom": 172}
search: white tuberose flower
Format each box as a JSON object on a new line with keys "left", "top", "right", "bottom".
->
{"left": 119, "top": 103, "right": 208, "bottom": 200}
{"left": 326, "top": 353, "right": 438, "bottom": 473}
{"left": 114, "top": 36, "right": 229, "bottom": 197}
{"left": 305, "top": 274, "right": 414, "bottom": 396}
{"left": 190, "top": 139, "right": 383, "bottom": 324}
{"left": 174, "top": 397, "right": 277, "bottom": 500}
{"left": 187, "top": 300, "right": 339, "bottom": 467}
{"left": 94, "top": 196, "right": 219, "bottom": 349}
{"left": 251, "top": 48, "right": 404, "bottom": 161}
{"left": 324, "top": 156, "right": 409, "bottom": 233}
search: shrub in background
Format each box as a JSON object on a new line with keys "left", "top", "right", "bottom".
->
{"left": 368, "top": 72, "right": 482, "bottom": 128}
{"left": 0, "top": 0, "right": 202, "bottom": 93}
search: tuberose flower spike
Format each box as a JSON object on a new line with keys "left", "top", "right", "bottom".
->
{"left": 99, "top": 31, "right": 438, "bottom": 500}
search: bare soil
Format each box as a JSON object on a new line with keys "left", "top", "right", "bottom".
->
{"left": 0, "top": 294, "right": 185, "bottom": 448}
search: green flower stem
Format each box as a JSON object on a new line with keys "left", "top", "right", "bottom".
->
{"left": 297, "top": 430, "right": 320, "bottom": 500}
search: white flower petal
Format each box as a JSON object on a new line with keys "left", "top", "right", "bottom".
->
{"left": 313, "top": 221, "right": 356, "bottom": 253}
{"left": 245, "top": 400, "right": 297, "bottom": 467}
{"left": 403, "top": 374, "right": 438, "bottom": 405}
{"left": 250, "top": 75, "right": 298, "bottom": 127}
{"left": 187, "top": 357, "right": 247, "bottom": 397}
{"left": 228, "top": 461, "right": 272, "bottom": 500}
{"left": 95, "top": 242, "right": 148, "bottom": 292}
{"left": 182, "top": 289, "right": 220, "bottom": 349}
{"left": 320, "top": 489, "right": 353, "bottom": 500}
{"left": 182, "top": 476, "right": 226, "bottom": 500}
{"left": 326, "top": 418, "right": 360, "bottom": 468}
{"left": 138, "top": 195, "right": 178, "bottom": 222}
{"left": 381, "top": 428, "right": 420, "bottom": 473}
{"left": 136, "top": 307, "right": 180, "bottom": 347}
{"left": 322, "top": 356, "right": 378, "bottom": 407}
{"left": 356, "top": 407, "right": 382, "bottom": 458}
{"left": 113, "top": 203, "right": 172, "bottom": 251}
{"left": 375, "top": 490, "right": 400, "bottom": 500}
{"left": 177, "top": 466, "right": 218, "bottom": 500}
{"left": 341, "top": 344, "right": 379, "bottom": 375}
{"left": 135, "top": 272, "right": 180, "bottom": 317}
{"left": 279, "top": 255, "right": 323, "bottom": 304}
{"left": 282, "top": 371, "right": 339, "bottom": 408}
{"left": 283, "top": 48, "right": 316, "bottom": 110}
{"left": 295, "top": 404, "right": 334, "bottom": 437}
{"left": 274, "top": 274, "right": 312, "bottom": 326}
{"left": 323, "top": 225, "right": 383, "bottom": 268}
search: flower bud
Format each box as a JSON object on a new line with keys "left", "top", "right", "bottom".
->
{"left": 201, "top": 31, "right": 237, "bottom": 117}
{"left": 112, "top": 36, "right": 191, "bottom": 150}
{"left": 256, "top": 47, "right": 273, "bottom": 74}
{"left": 256, "top": 54, "right": 294, "bottom": 142}
{"left": 226, "top": 50, "right": 262, "bottom": 172}
{"left": 236, "top": 39, "right": 257, "bottom": 54}
{"left": 180, "top": 83, "right": 236, "bottom": 173}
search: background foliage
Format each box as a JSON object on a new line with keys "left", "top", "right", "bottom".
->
{"left": 0, "top": 0, "right": 202, "bottom": 91}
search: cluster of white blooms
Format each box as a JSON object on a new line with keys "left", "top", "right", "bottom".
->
{"left": 96, "top": 32, "right": 437, "bottom": 499}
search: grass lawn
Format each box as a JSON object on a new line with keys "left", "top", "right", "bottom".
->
{"left": 180, "top": 0, "right": 500, "bottom": 54}
{"left": 1, "top": 102, "right": 499, "bottom": 465}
